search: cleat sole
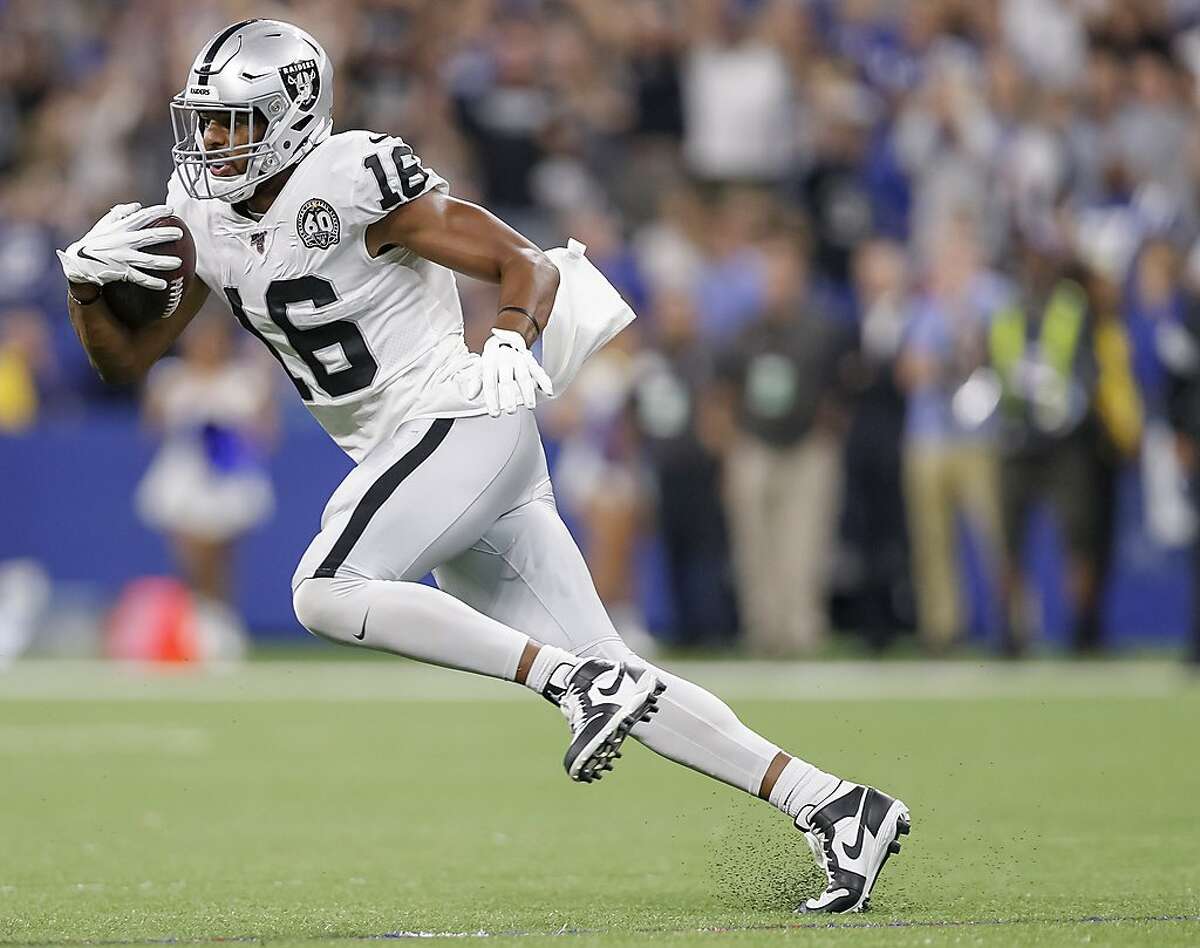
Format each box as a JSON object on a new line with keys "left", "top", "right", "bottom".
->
{"left": 569, "top": 678, "right": 666, "bottom": 784}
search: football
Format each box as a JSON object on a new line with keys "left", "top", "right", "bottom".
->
{"left": 102, "top": 214, "right": 196, "bottom": 330}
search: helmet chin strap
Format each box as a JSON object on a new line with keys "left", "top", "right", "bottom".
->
{"left": 207, "top": 152, "right": 267, "bottom": 204}
{"left": 212, "top": 173, "right": 257, "bottom": 205}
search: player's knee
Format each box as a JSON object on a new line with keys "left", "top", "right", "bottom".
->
{"left": 293, "top": 576, "right": 346, "bottom": 643}
{"left": 292, "top": 577, "right": 325, "bottom": 637}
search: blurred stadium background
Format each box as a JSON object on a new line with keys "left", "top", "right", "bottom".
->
{"left": 4, "top": 0, "right": 1200, "bottom": 661}
{"left": 4, "top": 3, "right": 1200, "bottom": 945}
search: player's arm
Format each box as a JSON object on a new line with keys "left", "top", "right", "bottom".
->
{"left": 365, "top": 190, "right": 559, "bottom": 345}
{"left": 68, "top": 278, "right": 209, "bottom": 386}
{"left": 58, "top": 202, "right": 209, "bottom": 386}
{"left": 366, "top": 190, "right": 559, "bottom": 414}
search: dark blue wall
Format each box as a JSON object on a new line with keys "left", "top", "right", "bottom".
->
{"left": 0, "top": 411, "right": 1192, "bottom": 645}
{"left": 0, "top": 409, "right": 351, "bottom": 638}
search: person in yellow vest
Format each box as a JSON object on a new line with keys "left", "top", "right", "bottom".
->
{"left": 990, "top": 236, "right": 1140, "bottom": 654}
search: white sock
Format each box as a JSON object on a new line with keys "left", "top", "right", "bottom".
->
{"left": 767, "top": 758, "right": 842, "bottom": 822}
{"left": 523, "top": 644, "right": 578, "bottom": 695}
{"left": 294, "top": 575, "right": 532, "bottom": 680}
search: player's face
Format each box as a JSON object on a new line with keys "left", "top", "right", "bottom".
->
{"left": 199, "top": 110, "right": 262, "bottom": 178}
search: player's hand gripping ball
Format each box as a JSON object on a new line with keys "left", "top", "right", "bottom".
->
{"left": 58, "top": 202, "right": 196, "bottom": 329}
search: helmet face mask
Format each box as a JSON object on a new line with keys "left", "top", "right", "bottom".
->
{"left": 170, "top": 19, "right": 333, "bottom": 204}
{"left": 170, "top": 98, "right": 282, "bottom": 202}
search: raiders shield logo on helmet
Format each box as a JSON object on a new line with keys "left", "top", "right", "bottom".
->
{"left": 280, "top": 59, "right": 320, "bottom": 111}
{"left": 297, "top": 198, "right": 340, "bottom": 250}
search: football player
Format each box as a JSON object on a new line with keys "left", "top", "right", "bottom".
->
{"left": 56, "top": 19, "right": 909, "bottom": 913}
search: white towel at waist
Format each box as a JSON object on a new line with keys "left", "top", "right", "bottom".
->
{"left": 540, "top": 239, "right": 636, "bottom": 396}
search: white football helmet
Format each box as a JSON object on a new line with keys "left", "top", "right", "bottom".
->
{"left": 170, "top": 19, "right": 333, "bottom": 203}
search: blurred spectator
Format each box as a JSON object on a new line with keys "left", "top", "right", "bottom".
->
{"left": 1110, "top": 46, "right": 1195, "bottom": 232}
{"left": 1001, "top": 0, "right": 1086, "bottom": 89}
{"left": 1074, "top": 216, "right": 1146, "bottom": 651}
{"left": 135, "top": 313, "right": 277, "bottom": 651}
{"left": 1128, "top": 238, "right": 1200, "bottom": 550}
{"left": 681, "top": 0, "right": 797, "bottom": 182}
{"left": 0, "top": 307, "right": 61, "bottom": 431}
{"left": 692, "top": 187, "right": 772, "bottom": 341}
{"left": 713, "top": 234, "right": 850, "bottom": 655}
{"left": 796, "top": 67, "right": 881, "bottom": 304}
{"left": 837, "top": 239, "right": 913, "bottom": 651}
{"left": 630, "top": 290, "right": 737, "bottom": 646}
{"left": 897, "top": 220, "right": 1007, "bottom": 653}
{"left": 989, "top": 235, "right": 1115, "bottom": 653}
{"left": 450, "top": 13, "right": 554, "bottom": 225}
{"left": 633, "top": 184, "right": 707, "bottom": 293}
{"left": 894, "top": 46, "right": 1004, "bottom": 263}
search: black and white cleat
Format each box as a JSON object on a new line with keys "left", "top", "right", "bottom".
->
{"left": 554, "top": 659, "right": 664, "bottom": 783}
{"left": 794, "top": 781, "right": 911, "bottom": 914}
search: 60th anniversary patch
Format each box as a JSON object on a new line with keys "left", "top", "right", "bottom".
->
{"left": 297, "top": 198, "right": 340, "bottom": 250}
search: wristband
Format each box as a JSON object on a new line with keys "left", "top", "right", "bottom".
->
{"left": 497, "top": 305, "right": 540, "bottom": 340}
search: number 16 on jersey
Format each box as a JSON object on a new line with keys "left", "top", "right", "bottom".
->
{"left": 363, "top": 144, "right": 429, "bottom": 210}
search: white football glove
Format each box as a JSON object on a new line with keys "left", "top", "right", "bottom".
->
{"left": 468, "top": 328, "right": 554, "bottom": 416}
{"left": 56, "top": 202, "right": 183, "bottom": 292}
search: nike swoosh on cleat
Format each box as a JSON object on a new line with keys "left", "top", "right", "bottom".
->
{"left": 354, "top": 607, "right": 370, "bottom": 641}
{"left": 596, "top": 667, "right": 626, "bottom": 697}
{"left": 841, "top": 796, "right": 869, "bottom": 861}
{"left": 368, "top": 134, "right": 389, "bottom": 143}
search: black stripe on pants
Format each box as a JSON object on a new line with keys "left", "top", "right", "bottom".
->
{"left": 313, "top": 417, "right": 456, "bottom": 580}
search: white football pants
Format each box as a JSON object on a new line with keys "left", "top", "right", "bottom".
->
{"left": 292, "top": 411, "right": 836, "bottom": 805}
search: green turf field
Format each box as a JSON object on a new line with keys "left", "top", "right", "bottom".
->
{"left": 2, "top": 658, "right": 1198, "bottom": 947}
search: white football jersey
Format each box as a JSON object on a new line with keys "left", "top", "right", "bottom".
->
{"left": 166, "top": 130, "right": 487, "bottom": 462}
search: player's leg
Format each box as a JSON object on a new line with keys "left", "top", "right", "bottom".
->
{"left": 435, "top": 487, "right": 830, "bottom": 802}
{"left": 290, "top": 412, "right": 662, "bottom": 779}
{"left": 434, "top": 439, "right": 909, "bottom": 911}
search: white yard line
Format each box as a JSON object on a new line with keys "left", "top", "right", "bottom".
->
{"left": 0, "top": 659, "right": 1193, "bottom": 703}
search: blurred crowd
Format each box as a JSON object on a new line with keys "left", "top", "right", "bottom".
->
{"left": 5, "top": 0, "right": 1200, "bottom": 659}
